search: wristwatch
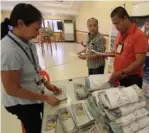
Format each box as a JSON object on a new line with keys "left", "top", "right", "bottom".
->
{"left": 121, "top": 70, "right": 125, "bottom": 78}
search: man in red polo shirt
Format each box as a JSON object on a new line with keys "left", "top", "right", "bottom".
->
{"left": 108, "top": 7, "right": 148, "bottom": 88}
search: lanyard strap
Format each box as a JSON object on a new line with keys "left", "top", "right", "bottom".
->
{"left": 8, "top": 34, "right": 39, "bottom": 74}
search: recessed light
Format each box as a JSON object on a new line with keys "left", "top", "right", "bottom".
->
{"left": 52, "top": 12, "right": 55, "bottom": 15}
{"left": 135, "top": 5, "right": 138, "bottom": 8}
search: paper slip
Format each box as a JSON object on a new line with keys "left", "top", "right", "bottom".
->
{"left": 55, "top": 89, "right": 67, "bottom": 101}
{"left": 89, "top": 74, "right": 110, "bottom": 85}
{"left": 51, "top": 87, "right": 67, "bottom": 101}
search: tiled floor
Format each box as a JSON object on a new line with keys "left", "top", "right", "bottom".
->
{"left": 1, "top": 42, "right": 88, "bottom": 133}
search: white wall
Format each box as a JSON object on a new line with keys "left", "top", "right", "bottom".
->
{"left": 131, "top": 1, "right": 149, "bottom": 16}
{"left": 1, "top": 11, "right": 75, "bottom": 22}
{"left": 76, "top": 1, "right": 132, "bottom": 34}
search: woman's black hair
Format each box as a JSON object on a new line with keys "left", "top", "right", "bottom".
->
{"left": 1, "top": 3, "right": 42, "bottom": 39}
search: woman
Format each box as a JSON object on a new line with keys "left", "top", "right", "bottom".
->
{"left": 1, "top": 3, "right": 61, "bottom": 133}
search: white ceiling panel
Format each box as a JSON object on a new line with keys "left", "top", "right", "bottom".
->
{"left": 1, "top": 1, "right": 83, "bottom": 16}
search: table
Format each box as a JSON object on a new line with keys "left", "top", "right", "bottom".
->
{"left": 41, "top": 75, "right": 149, "bottom": 133}
{"left": 41, "top": 77, "right": 93, "bottom": 133}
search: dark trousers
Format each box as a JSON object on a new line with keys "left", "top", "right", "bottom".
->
{"left": 119, "top": 74, "right": 143, "bottom": 88}
{"left": 5, "top": 103, "right": 43, "bottom": 133}
{"left": 88, "top": 66, "right": 105, "bottom": 75}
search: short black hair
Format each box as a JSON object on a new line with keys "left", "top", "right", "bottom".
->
{"left": 111, "top": 6, "right": 130, "bottom": 19}
{"left": 1, "top": 3, "right": 42, "bottom": 39}
{"left": 87, "top": 18, "right": 98, "bottom": 25}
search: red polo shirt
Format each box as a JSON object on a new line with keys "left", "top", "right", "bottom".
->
{"left": 114, "top": 22, "right": 148, "bottom": 76}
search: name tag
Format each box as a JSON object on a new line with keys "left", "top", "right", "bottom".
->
{"left": 36, "top": 74, "right": 44, "bottom": 85}
{"left": 36, "top": 74, "right": 45, "bottom": 93}
{"left": 117, "top": 44, "right": 123, "bottom": 54}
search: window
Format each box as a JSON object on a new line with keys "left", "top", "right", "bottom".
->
{"left": 53, "top": 20, "right": 63, "bottom": 32}
{"left": 42, "top": 19, "right": 63, "bottom": 32}
{"left": 44, "top": 19, "right": 53, "bottom": 31}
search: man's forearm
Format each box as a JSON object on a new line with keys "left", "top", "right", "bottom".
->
{"left": 106, "top": 52, "right": 116, "bottom": 57}
{"left": 87, "top": 54, "right": 102, "bottom": 59}
{"left": 88, "top": 52, "right": 115, "bottom": 59}
{"left": 123, "top": 60, "right": 145, "bottom": 75}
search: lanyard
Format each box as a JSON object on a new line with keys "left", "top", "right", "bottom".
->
{"left": 8, "top": 34, "right": 39, "bottom": 74}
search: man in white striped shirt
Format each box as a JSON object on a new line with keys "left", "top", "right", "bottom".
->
{"left": 78, "top": 18, "right": 106, "bottom": 75}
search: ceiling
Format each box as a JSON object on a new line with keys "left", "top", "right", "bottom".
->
{"left": 1, "top": 0, "right": 83, "bottom": 16}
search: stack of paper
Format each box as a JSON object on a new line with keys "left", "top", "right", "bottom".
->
{"left": 58, "top": 107, "right": 78, "bottom": 133}
{"left": 74, "top": 83, "right": 88, "bottom": 100}
{"left": 89, "top": 122, "right": 103, "bottom": 133}
{"left": 103, "top": 101, "right": 147, "bottom": 120}
{"left": 71, "top": 102, "right": 95, "bottom": 131}
{"left": 90, "top": 84, "right": 149, "bottom": 133}
{"left": 122, "top": 116, "right": 149, "bottom": 133}
{"left": 45, "top": 114, "right": 57, "bottom": 133}
{"left": 135, "top": 126, "right": 149, "bottom": 133}
{"left": 115, "top": 108, "right": 149, "bottom": 127}
{"left": 88, "top": 74, "right": 111, "bottom": 91}
{"left": 99, "top": 85, "right": 139, "bottom": 109}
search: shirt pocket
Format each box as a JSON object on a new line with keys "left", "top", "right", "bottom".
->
{"left": 122, "top": 41, "right": 134, "bottom": 57}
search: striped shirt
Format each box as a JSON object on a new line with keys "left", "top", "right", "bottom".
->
{"left": 86, "top": 32, "right": 106, "bottom": 69}
{"left": 1, "top": 31, "right": 42, "bottom": 107}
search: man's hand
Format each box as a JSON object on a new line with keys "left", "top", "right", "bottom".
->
{"left": 77, "top": 52, "right": 82, "bottom": 55}
{"left": 109, "top": 71, "right": 122, "bottom": 84}
{"left": 78, "top": 54, "right": 87, "bottom": 60}
{"left": 46, "top": 82, "right": 61, "bottom": 95}
{"left": 77, "top": 48, "right": 86, "bottom": 55}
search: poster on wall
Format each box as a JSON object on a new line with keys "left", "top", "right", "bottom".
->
{"left": 109, "top": 25, "right": 119, "bottom": 51}
{"left": 131, "top": 16, "right": 149, "bottom": 97}
{"left": 107, "top": 25, "right": 118, "bottom": 73}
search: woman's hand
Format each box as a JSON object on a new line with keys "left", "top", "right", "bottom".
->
{"left": 46, "top": 82, "right": 61, "bottom": 95}
{"left": 45, "top": 96, "right": 60, "bottom": 106}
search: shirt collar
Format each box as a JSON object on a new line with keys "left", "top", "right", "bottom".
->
{"left": 8, "top": 31, "right": 32, "bottom": 49}
{"left": 127, "top": 22, "right": 136, "bottom": 34}
{"left": 88, "top": 32, "right": 100, "bottom": 39}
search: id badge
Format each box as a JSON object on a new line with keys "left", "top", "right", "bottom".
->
{"left": 36, "top": 75, "right": 45, "bottom": 93}
{"left": 117, "top": 44, "right": 123, "bottom": 54}
{"left": 36, "top": 74, "right": 44, "bottom": 85}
